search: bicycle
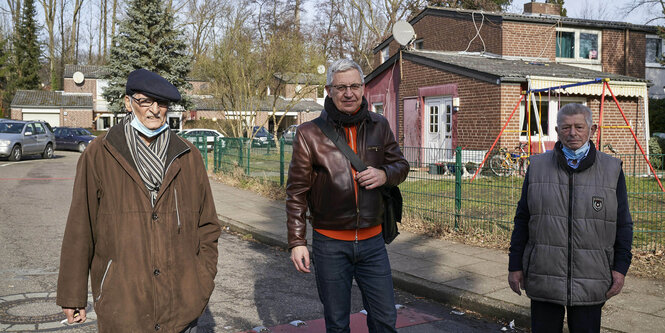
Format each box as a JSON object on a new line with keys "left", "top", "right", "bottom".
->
{"left": 489, "top": 143, "right": 529, "bottom": 177}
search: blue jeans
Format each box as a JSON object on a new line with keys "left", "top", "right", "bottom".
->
{"left": 312, "top": 231, "right": 397, "bottom": 333}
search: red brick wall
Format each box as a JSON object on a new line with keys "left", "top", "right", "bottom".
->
{"left": 602, "top": 29, "right": 646, "bottom": 78}
{"left": 414, "top": 15, "right": 502, "bottom": 56}
{"left": 63, "top": 78, "right": 96, "bottom": 95}
{"left": 398, "top": 59, "right": 507, "bottom": 150}
{"left": 10, "top": 108, "right": 22, "bottom": 120}
{"left": 373, "top": 14, "right": 503, "bottom": 68}
{"left": 588, "top": 96, "right": 646, "bottom": 153}
{"left": 627, "top": 32, "right": 646, "bottom": 78}
{"left": 502, "top": 21, "right": 556, "bottom": 60}
{"left": 62, "top": 109, "right": 93, "bottom": 128}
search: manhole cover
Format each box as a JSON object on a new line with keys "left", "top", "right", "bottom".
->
{"left": 0, "top": 293, "right": 96, "bottom": 331}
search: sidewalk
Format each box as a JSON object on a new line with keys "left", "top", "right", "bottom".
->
{"left": 209, "top": 180, "right": 665, "bottom": 333}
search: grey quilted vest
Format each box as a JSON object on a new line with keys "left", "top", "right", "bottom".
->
{"left": 523, "top": 149, "right": 621, "bottom": 306}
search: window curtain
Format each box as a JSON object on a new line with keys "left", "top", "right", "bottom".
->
{"left": 556, "top": 32, "right": 574, "bottom": 58}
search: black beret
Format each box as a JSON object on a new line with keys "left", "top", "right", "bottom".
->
{"left": 125, "top": 68, "right": 181, "bottom": 102}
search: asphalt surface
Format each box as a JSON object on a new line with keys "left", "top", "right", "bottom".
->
{"left": 0, "top": 151, "right": 524, "bottom": 332}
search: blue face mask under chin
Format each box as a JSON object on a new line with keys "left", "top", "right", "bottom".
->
{"left": 130, "top": 114, "right": 169, "bottom": 138}
{"left": 562, "top": 141, "right": 590, "bottom": 161}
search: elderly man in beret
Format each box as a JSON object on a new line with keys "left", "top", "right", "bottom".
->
{"left": 57, "top": 69, "right": 221, "bottom": 332}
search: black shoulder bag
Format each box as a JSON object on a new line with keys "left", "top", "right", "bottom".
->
{"left": 312, "top": 117, "right": 402, "bottom": 244}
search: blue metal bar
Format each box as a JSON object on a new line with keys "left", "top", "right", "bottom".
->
{"left": 525, "top": 78, "right": 605, "bottom": 94}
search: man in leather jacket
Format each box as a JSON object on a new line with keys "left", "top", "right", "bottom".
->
{"left": 286, "top": 59, "right": 409, "bottom": 333}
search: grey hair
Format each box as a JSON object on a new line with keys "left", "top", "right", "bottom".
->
{"left": 557, "top": 103, "right": 593, "bottom": 128}
{"left": 326, "top": 59, "right": 364, "bottom": 86}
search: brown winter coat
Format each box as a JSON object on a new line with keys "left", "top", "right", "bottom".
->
{"left": 56, "top": 124, "right": 221, "bottom": 333}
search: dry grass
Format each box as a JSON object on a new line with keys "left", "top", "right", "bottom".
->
{"left": 211, "top": 168, "right": 286, "bottom": 201}
{"left": 401, "top": 213, "right": 665, "bottom": 281}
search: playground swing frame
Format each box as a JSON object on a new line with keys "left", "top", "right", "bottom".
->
{"left": 470, "top": 78, "right": 664, "bottom": 193}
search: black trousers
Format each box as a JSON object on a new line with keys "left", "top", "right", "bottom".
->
{"left": 531, "top": 300, "right": 604, "bottom": 333}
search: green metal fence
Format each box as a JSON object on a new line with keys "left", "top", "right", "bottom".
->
{"left": 189, "top": 133, "right": 665, "bottom": 252}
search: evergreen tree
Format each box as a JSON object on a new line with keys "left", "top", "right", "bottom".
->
{"left": 0, "top": 37, "right": 10, "bottom": 116}
{"left": 4, "top": 0, "right": 42, "bottom": 107}
{"left": 103, "top": 0, "right": 192, "bottom": 113}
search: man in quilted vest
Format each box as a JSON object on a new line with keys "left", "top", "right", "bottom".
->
{"left": 508, "top": 103, "right": 633, "bottom": 333}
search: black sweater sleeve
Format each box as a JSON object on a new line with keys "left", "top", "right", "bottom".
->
{"left": 508, "top": 169, "right": 530, "bottom": 272}
{"left": 613, "top": 170, "right": 633, "bottom": 276}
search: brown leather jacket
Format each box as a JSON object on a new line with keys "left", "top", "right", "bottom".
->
{"left": 286, "top": 110, "right": 409, "bottom": 249}
{"left": 57, "top": 124, "right": 221, "bottom": 333}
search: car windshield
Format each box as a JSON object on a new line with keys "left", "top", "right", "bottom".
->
{"left": 0, "top": 122, "right": 25, "bottom": 134}
{"left": 73, "top": 128, "right": 92, "bottom": 136}
{"left": 254, "top": 127, "right": 268, "bottom": 135}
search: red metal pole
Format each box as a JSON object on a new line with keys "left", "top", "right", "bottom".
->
{"left": 596, "top": 81, "right": 607, "bottom": 149}
{"left": 605, "top": 84, "right": 664, "bottom": 192}
{"left": 471, "top": 94, "right": 525, "bottom": 182}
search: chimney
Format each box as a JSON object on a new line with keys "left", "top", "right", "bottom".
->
{"left": 524, "top": 1, "right": 561, "bottom": 16}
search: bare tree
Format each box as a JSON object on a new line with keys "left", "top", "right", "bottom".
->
{"left": 38, "top": 0, "right": 58, "bottom": 88}
{"left": 576, "top": 0, "right": 614, "bottom": 21}
{"left": 186, "top": 0, "right": 228, "bottom": 59}
{"left": 69, "top": 0, "right": 85, "bottom": 63}
{"left": 621, "top": 0, "right": 665, "bottom": 25}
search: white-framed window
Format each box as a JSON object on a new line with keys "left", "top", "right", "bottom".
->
{"left": 520, "top": 96, "right": 586, "bottom": 142}
{"left": 646, "top": 35, "right": 664, "bottom": 67}
{"left": 97, "top": 115, "right": 112, "bottom": 130}
{"left": 556, "top": 28, "right": 601, "bottom": 64}
{"left": 428, "top": 104, "right": 439, "bottom": 133}
{"left": 372, "top": 102, "right": 384, "bottom": 115}
{"left": 381, "top": 46, "right": 389, "bottom": 63}
{"left": 414, "top": 39, "right": 424, "bottom": 50}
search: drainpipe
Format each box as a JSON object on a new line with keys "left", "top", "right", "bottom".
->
{"left": 624, "top": 29, "right": 630, "bottom": 75}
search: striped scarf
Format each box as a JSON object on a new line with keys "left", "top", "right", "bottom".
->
{"left": 123, "top": 114, "right": 170, "bottom": 206}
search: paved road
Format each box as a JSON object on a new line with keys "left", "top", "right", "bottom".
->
{"left": 0, "top": 151, "right": 523, "bottom": 332}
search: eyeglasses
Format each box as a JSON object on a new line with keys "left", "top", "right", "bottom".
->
{"left": 330, "top": 83, "right": 364, "bottom": 92}
{"left": 130, "top": 95, "right": 169, "bottom": 109}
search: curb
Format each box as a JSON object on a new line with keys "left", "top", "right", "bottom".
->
{"left": 217, "top": 213, "right": 531, "bottom": 329}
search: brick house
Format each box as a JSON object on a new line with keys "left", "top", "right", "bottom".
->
{"left": 364, "top": 3, "right": 655, "bottom": 166}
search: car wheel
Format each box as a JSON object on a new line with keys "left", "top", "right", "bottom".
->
{"left": 42, "top": 143, "right": 54, "bottom": 159}
{"left": 8, "top": 145, "right": 21, "bottom": 161}
{"left": 78, "top": 142, "right": 86, "bottom": 153}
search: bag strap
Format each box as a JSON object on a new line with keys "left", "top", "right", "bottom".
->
{"left": 313, "top": 117, "right": 368, "bottom": 172}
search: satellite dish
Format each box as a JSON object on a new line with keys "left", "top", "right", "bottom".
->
{"left": 393, "top": 21, "right": 415, "bottom": 46}
{"left": 317, "top": 65, "right": 325, "bottom": 74}
{"left": 73, "top": 71, "right": 85, "bottom": 85}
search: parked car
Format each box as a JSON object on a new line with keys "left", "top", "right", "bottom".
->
{"left": 54, "top": 127, "right": 96, "bottom": 152}
{"left": 0, "top": 120, "right": 56, "bottom": 161}
{"left": 179, "top": 128, "right": 225, "bottom": 150}
{"left": 282, "top": 125, "right": 298, "bottom": 144}
{"left": 251, "top": 126, "right": 276, "bottom": 147}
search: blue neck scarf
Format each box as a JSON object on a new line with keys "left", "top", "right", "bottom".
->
{"left": 561, "top": 141, "right": 590, "bottom": 169}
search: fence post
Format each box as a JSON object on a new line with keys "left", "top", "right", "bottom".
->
{"left": 238, "top": 138, "right": 244, "bottom": 171}
{"left": 246, "top": 140, "right": 251, "bottom": 175}
{"left": 213, "top": 137, "right": 218, "bottom": 173}
{"left": 280, "top": 137, "right": 285, "bottom": 186}
{"left": 454, "top": 146, "right": 462, "bottom": 230}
